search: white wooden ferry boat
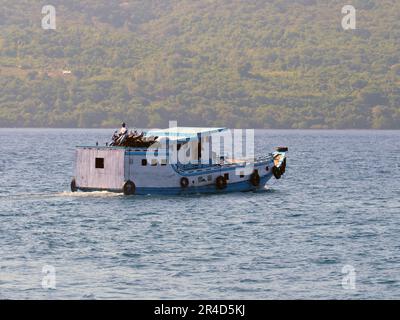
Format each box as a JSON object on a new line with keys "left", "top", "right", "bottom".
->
{"left": 71, "top": 127, "right": 287, "bottom": 195}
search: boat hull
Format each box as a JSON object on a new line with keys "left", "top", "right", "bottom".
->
{"left": 72, "top": 146, "right": 287, "bottom": 196}
{"left": 75, "top": 173, "right": 273, "bottom": 195}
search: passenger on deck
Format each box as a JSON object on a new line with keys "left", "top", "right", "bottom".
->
{"left": 110, "top": 131, "right": 119, "bottom": 146}
{"left": 119, "top": 122, "right": 128, "bottom": 136}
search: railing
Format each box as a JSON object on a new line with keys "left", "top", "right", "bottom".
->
{"left": 254, "top": 153, "right": 274, "bottom": 164}
{"left": 173, "top": 154, "right": 273, "bottom": 174}
{"left": 175, "top": 163, "right": 219, "bottom": 172}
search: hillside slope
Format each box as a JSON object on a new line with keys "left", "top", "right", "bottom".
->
{"left": 1, "top": 0, "right": 400, "bottom": 128}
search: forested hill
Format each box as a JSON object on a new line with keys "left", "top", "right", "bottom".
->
{"left": 1, "top": 0, "right": 400, "bottom": 129}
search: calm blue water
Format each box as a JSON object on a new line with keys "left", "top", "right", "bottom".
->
{"left": 0, "top": 129, "right": 399, "bottom": 299}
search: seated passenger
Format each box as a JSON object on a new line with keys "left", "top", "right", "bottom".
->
{"left": 119, "top": 122, "right": 128, "bottom": 136}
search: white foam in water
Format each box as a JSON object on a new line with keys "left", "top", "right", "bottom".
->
{"left": 59, "top": 191, "right": 122, "bottom": 198}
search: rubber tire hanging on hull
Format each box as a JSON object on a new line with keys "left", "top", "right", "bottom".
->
{"left": 250, "top": 171, "right": 261, "bottom": 187}
{"left": 180, "top": 177, "right": 189, "bottom": 188}
{"left": 280, "top": 158, "right": 286, "bottom": 174}
{"left": 215, "top": 176, "right": 227, "bottom": 190}
{"left": 71, "top": 178, "right": 78, "bottom": 192}
{"left": 123, "top": 180, "right": 136, "bottom": 195}
{"left": 273, "top": 166, "right": 282, "bottom": 180}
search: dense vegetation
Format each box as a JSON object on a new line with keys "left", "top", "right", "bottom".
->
{"left": 1, "top": 0, "right": 400, "bottom": 128}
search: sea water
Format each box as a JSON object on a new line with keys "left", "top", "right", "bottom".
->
{"left": 0, "top": 129, "right": 399, "bottom": 299}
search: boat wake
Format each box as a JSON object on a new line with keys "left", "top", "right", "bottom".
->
{"left": 58, "top": 191, "right": 122, "bottom": 198}
{"left": 0, "top": 191, "right": 122, "bottom": 201}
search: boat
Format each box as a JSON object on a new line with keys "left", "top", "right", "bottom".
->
{"left": 70, "top": 127, "right": 288, "bottom": 195}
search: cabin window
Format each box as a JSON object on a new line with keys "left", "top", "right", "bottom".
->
{"left": 161, "top": 159, "right": 167, "bottom": 166}
{"left": 207, "top": 175, "right": 212, "bottom": 182}
{"left": 151, "top": 160, "right": 157, "bottom": 166}
{"left": 95, "top": 158, "right": 104, "bottom": 169}
{"left": 240, "top": 172, "right": 245, "bottom": 178}
{"left": 224, "top": 173, "right": 229, "bottom": 180}
{"left": 142, "top": 159, "right": 147, "bottom": 166}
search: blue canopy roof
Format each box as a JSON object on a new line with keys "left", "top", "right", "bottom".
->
{"left": 145, "top": 127, "right": 227, "bottom": 142}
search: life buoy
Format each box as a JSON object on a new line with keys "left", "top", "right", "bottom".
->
{"left": 272, "top": 166, "right": 282, "bottom": 179}
{"left": 123, "top": 180, "right": 136, "bottom": 195}
{"left": 215, "top": 176, "right": 227, "bottom": 190}
{"left": 250, "top": 171, "right": 261, "bottom": 186}
{"left": 70, "top": 178, "right": 78, "bottom": 192}
{"left": 180, "top": 177, "right": 189, "bottom": 188}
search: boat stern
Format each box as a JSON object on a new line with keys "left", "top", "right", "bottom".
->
{"left": 71, "top": 147, "right": 126, "bottom": 192}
